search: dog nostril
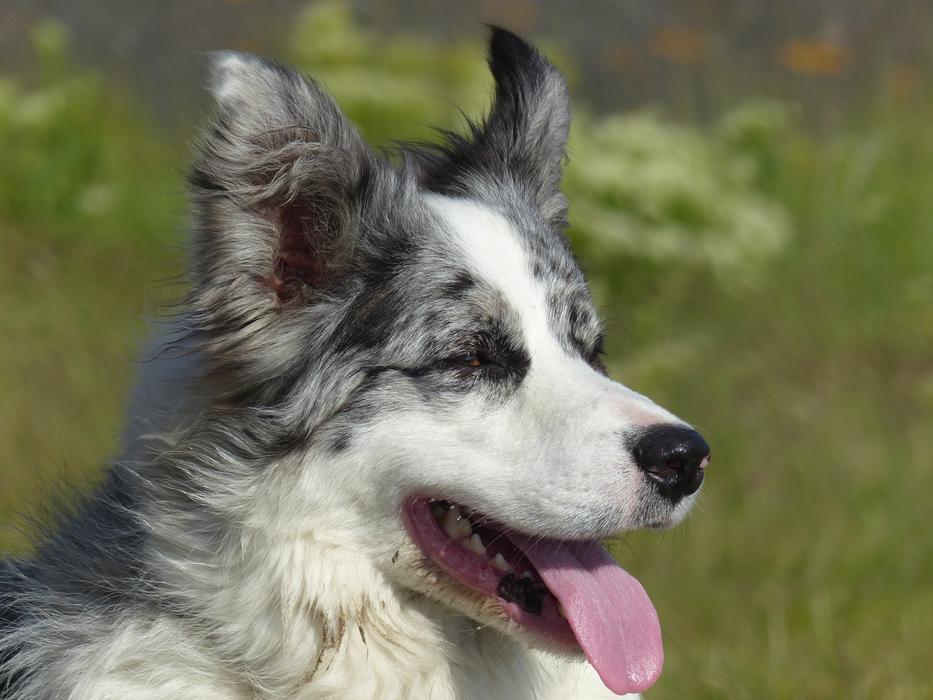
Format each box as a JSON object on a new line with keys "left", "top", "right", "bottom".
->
{"left": 663, "top": 458, "right": 684, "bottom": 473}
{"left": 629, "top": 424, "right": 711, "bottom": 503}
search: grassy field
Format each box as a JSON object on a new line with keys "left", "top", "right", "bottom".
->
{"left": 2, "top": 8, "right": 932, "bottom": 699}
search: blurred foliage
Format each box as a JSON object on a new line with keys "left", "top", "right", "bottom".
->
{"left": 289, "top": 2, "right": 489, "bottom": 145}
{"left": 1, "top": 5, "right": 932, "bottom": 700}
{"left": 566, "top": 106, "right": 791, "bottom": 285}
{"left": 0, "top": 21, "right": 182, "bottom": 245}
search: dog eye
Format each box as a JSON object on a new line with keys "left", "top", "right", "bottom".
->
{"left": 459, "top": 352, "right": 503, "bottom": 369}
{"left": 461, "top": 353, "right": 484, "bottom": 368}
{"left": 451, "top": 351, "right": 504, "bottom": 372}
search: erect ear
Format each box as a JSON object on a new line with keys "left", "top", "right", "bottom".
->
{"left": 190, "top": 52, "right": 374, "bottom": 308}
{"left": 418, "top": 28, "right": 571, "bottom": 224}
{"left": 483, "top": 27, "right": 571, "bottom": 201}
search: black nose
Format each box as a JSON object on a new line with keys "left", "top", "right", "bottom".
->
{"left": 630, "top": 425, "right": 710, "bottom": 503}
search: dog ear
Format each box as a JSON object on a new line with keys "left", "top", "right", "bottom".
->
{"left": 190, "top": 52, "right": 374, "bottom": 307}
{"left": 185, "top": 54, "right": 378, "bottom": 397}
{"left": 418, "top": 28, "right": 571, "bottom": 225}
{"left": 482, "top": 27, "right": 571, "bottom": 214}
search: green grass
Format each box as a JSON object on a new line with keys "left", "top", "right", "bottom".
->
{"left": 2, "top": 9, "right": 932, "bottom": 699}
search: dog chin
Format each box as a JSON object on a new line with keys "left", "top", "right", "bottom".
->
{"left": 614, "top": 480, "right": 699, "bottom": 531}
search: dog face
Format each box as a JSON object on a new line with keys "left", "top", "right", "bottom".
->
{"left": 187, "top": 29, "right": 708, "bottom": 694}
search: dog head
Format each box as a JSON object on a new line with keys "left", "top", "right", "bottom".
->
{"left": 183, "top": 28, "right": 709, "bottom": 694}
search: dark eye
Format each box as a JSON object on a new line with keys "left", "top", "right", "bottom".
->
{"left": 455, "top": 351, "right": 505, "bottom": 370}
{"left": 430, "top": 342, "right": 529, "bottom": 383}
{"left": 460, "top": 353, "right": 484, "bottom": 368}
{"left": 441, "top": 350, "right": 508, "bottom": 375}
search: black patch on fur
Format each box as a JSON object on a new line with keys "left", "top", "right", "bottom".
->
{"left": 329, "top": 428, "right": 352, "bottom": 454}
{"left": 27, "top": 470, "right": 147, "bottom": 601}
{"left": 443, "top": 271, "right": 477, "bottom": 300}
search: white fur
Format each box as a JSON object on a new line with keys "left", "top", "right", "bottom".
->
{"left": 209, "top": 52, "right": 264, "bottom": 107}
{"left": 2, "top": 37, "right": 707, "bottom": 697}
{"left": 3, "top": 195, "right": 695, "bottom": 699}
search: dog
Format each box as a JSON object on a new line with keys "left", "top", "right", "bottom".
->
{"left": 0, "top": 28, "right": 709, "bottom": 699}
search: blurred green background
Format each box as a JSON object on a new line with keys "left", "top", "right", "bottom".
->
{"left": 1, "top": 2, "right": 932, "bottom": 698}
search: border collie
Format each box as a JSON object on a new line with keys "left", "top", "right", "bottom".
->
{"left": 0, "top": 28, "right": 709, "bottom": 699}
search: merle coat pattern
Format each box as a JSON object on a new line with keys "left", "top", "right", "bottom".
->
{"left": 0, "top": 29, "right": 707, "bottom": 699}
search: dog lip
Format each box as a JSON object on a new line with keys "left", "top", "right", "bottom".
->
{"left": 401, "top": 496, "right": 577, "bottom": 646}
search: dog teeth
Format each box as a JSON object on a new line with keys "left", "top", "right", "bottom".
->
{"left": 430, "top": 503, "right": 535, "bottom": 581}
{"left": 491, "top": 553, "right": 512, "bottom": 572}
{"left": 441, "top": 508, "right": 472, "bottom": 540}
{"left": 464, "top": 533, "right": 487, "bottom": 556}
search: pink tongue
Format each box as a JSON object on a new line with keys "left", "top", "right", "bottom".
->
{"left": 516, "top": 538, "right": 663, "bottom": 696}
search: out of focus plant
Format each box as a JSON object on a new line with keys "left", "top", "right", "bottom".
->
{"left": 289, "top": 1, "right": 489, "bottom": 145}
{"left": 565, "top": 108, "right": 791, "bottom": 283}
{"left": 0, "top": 20, "right": 179, "bottom": 244}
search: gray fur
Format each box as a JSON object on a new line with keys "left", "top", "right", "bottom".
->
{"left": 0, "top": 28, "right": 696, "bottom": 700}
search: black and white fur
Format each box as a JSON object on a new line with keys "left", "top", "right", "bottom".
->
{"left": 0, "top": 30, "right": 700, "bottom": 699}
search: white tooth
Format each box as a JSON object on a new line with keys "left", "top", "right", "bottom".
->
{"left": 464, "top": 533, "right": 487, "bottom": 555}
{"left": 556, "top": 601, "right": 566, "bottom": 619}
{"left": 441, "top": 508, "right": 472, "bottom": 540}
{"left": 520, "top": 571, "right": 534, "bottom": 580}
{"left": 491, "top": 553, "right": 512, "bottom": 572}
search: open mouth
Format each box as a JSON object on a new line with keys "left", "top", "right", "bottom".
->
{"left": 403, "top": 497, "right": 664, "bottom": 695}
